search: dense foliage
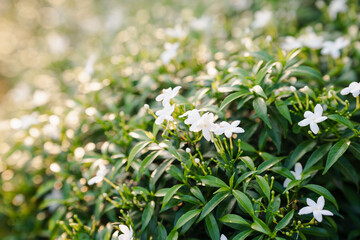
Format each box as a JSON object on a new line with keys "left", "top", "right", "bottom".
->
{"left": 0, "top": 0, "right": 360, "bottom": 239}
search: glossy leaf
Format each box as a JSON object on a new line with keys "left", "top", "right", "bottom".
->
{"left": 233, "top": 190, "right": 254, "bottom": 217}
{"left": 126, "top": 141, "right": 150, "bottom": 170}
{"left": 323, "top": 139, "right": 351, "bottom": 175}
{"left": 304, "top": 184, "right": 338, "bottom": 210}
{"left": 275, "top": 100, "right": 292, "bottom": 124}
{"left": 255, "top": 175, "right": 270, "bottom": 201}
{"left": 253, "top": 97, "right": 272, "bottom": 129}
{"left": 198, "top": 192, "right": 230, "bottom": 222}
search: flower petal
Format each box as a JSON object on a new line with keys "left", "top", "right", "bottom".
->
{"left": 317, "top": 196, "right": 325, "bottom": 209}
{"left": 304, "top": 111, "right": 314, "bottom": 119}
{"left": 313, "top": 210, "right": 323, "bottom": 222}
{"left": 310, "top": 122, "right": 319, "bottom": 134}
{"left": 306, "top": 198, "right": 317, "bottom": 208}
{"left": 119, "top": 225, "right": 130, "bottom": 234}
{"left": 315, "top": 116, "right": 327, "bottom": 123}
{"left": 299, "top": 206, "right": 313, "bottom": 215}
{"left": 220, "top": 234, "right": 228, "bottom": 240}
{"left": 314, "top": 104, "right": 323, "bottom": 117}
{"left": 283, "top": 178, "right": 291, "bottom": 188}
{"left": 294, "top": 162, "right": 302, "bottom": 175}
{"left": 298, "top": 118, "right": 311, "bottom": 127}
{"left": 203, "top": 128, "right": 211, "bottom": 141}
{"left": 319, "top": 210, "right": 333, "bottom": 216}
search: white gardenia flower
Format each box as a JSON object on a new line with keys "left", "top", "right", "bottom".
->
{"left": 299, "top": 196, "right": 334, "bottom": 222}
{"left": 155, "top": 104, "right": 175, "bottom": 125}
{"left": 298, "top": 31, "right": 323, "bottom": 49}
{"left": 281, "top": 36, "right": 303, "bottom": 51}
{"left": 298, "top": 104, "right": 327, "bottom": 134}
{"left": 283, "top": 163, "right": 303, "bottom": 188}
{"left": 190, "top": 112, "right": 216, "bottom": 141}
{"left": 118, "top": 224, "right": 134, "bottom": 240}
{"left": 340, "top": 82, "right": 360, "bottom": 97}
{"left": 328, "top": 0, "right": 347, "bottom": 20}
{"left": 220, "top": 234, "right": 228, "bottom": 240}
{"left": 214, "top": 120, "right": 245, "bottom": 138}
{"left": 156, "top": 86, "right": 181, "bottom": 107}
{"left": 321, "top": 37, "right": 350, "bottom": 59}
{"left": 160, "top": 42, "right": 179, "bottom": 64}
{"left": 88, "top": 163, "right": 107, "bottom": 185}
{"left": 252, "top": 9, "right": 273, "bottom": 29}
{"left": 180, "top": 109, "right": 201, "bottom": 125}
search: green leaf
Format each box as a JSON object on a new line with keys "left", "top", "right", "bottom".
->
{"left": 220, "top": 214, "right": 250, "bottom": 226}
{"left": 283, "top": 180, "right": 301, "bottom": 193}
{"left": 198, "top": 192, "right": 230, "bottom": 222}
{"left": 190, "top": 186, "right": 206, "bottom": 204}
{"left": 250, "top": 51, "right": 274, "bottom": 62}
{"left": 233, "top": 230, "right": 254, "bottom": 240}
{"left": 290, "top": 66, "right": 322, "bottom": 81}
{"left": 271, "top": 167, "right": 295, "bottom": 180}
{"left": 255, "top": 175, "right": 271, "bottom": 201}
{"left": 141, "top": 201, "right": 155, "bottom": 232}
{"left": 157, "top": 223, "right": 167, "bottom": 239}
{"left": 253, "top": 97, "right": 272, "bottom": 129}
{"left": 205, "top": 213, "right": 220, "bottom": 240}
{"left": 251, "top": 217, "right": 271, "bottom": 235}
{"left": 349, "top": 142, "right": 360, "bottom": 161}
{"left": 275, "top": 100, "right": 292, "bottom": 124}
{"left": 323, "top": 139, "right": 351, "bottom": 174}
{"left": 136, "top": 151, "right": 161, "bottom": 181}
{"left": 233, "top": 190, "right": 254, "bottom": 217}
{"left": 304, "top": 143, "right": 332, "bottom": 172}
{"left": 273, "top": 210, "right": 294, "bottom": 233}
{"left": 328, "top": 114, "right": 354, "bottom": 130}
{"left": 174, "top": 209, "right": 201, "bottom": 230}
{"left": 241, "top": 156, "right": 255, "bottom": 170}
{"left": 199, "top": 176, "right": 229, "bottom": 188}
{"left": 257, "top": 153, "right": 284, "bottom": 173}
{"left": 286, "top": 140, "right": 316, "bottom": 168}
{"left": 162, "top": 184, "right": 184, "bottom": 209}
{"left": 126, "top": 141, "right": 150, "bottom": 170}
{"left": 303, "top": 184, "right": 338, "bottom": 210}
{"left": 220, "top": 90, "right": 249, "bottom": 111}
{"left": 235, "top": 171, "right": 256, "bottom": 188}
{"left": 166, "top": 230, "right": 178, "bottom": 240}
{"left": 168, "top": 165, "right": 186, "bottom": 183}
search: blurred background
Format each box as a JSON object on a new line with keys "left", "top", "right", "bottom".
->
{"left": 0, "top": 0, "right": 359, "bottom": 239}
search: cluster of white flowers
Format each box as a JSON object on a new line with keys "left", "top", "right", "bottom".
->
{"left": 281, "top": 32, "right": 349, "bottom": 59}
{"left": 160, "top": 42, "right": 180, "bottom": 64}
{"left": 155, "top": 86, "right": 181, "bottom": 125}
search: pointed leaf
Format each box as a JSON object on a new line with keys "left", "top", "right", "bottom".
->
{"left": 328, "top": 114, "right": 354, "bottom": 130}
{"left": 199, "top": 176, "right": 229, "bottom": 188}
{"left": 255, "top": 175, "right": 270, "bottom": 201}
{"left": 126, "top": 141, "right": 150, "bottom": 170}
{"left": 286, "top": 140, "right": 316, "bottom": 168}
{"left": 205, "top": 213, "right": 220, "bottom": 240}
{"left": 275, "top": 100, "right": 292, "bottom": 124}
{"left": 304, "top": 143, "right": 332, "bottom": 172}
{"left": 253, "top": 97, "right": 272, "bottom": 129}
{"left": 141, "top": 201, "right": 155, "bottom": 232}
{"left": 162, "top": 184, "right": 184, "bottom": 209}
{"left": 323, "top": 139, "right": 350, "bottom": 175}
{"left": 174, "top": 209, "right": 201, "bottom": 230}
{"left": 251, "top": 217, "right": 271, "bottom": 235}
{"left": 220, "top": 214, "right": 250, "bottom": 226}
{"left": 220, "top": 90, "right": 250, "bottom": 111}
{"left": 233, "top": 190, "right": 254, "bottom": 217}
{"left": 198, "top": 192, "right": 229, "bottom": 222}
{"left": 273, "top": 210, "right": 294, "bottom": 233}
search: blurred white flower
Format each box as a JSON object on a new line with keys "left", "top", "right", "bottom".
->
{"left": 283, "top": 162, "right": 303, "bottom": 187}
{"left": 299, "top": 196, "right": 333, "bottom": 222}
{"left": 298, "top": 104, "right": 327, "bottom": 134}
{"left": 42, "top": 124, "right": 61, "bottom": 140}
{"left": 321, "top": 37, "right": 350, "bottom": 58}
{"left": 328, "top": 0, "right": 347, "bottom": 20}
{"left": 214, "top": 120, "right": 245, "bottom": 138}
{"left": 180, "top": 109, "right": 201, "bottom": 125}
{"left": 289, "top": 86, "right": 297, "bottom": 92}
{"left": 160, "top": 42, "right": 179, "bottom": 64}
{"left": 165, "top": 24, "right": 188, "bottom": 39}
{"left": 84, "top": 53, "right": 97, "bottom": 75}
{"left": 281, "top": 36, "right": 302, "bottom": 51}
{"left": 17, "top": 112, "right": 39, "bottom": 130}
{"left": 220, "top": 234, "right": 228, "bottom": 240}
{"left": 298, "top": 31, "right": 323, "bottom": 49}
{"left": 156, "top": 86, "right": 181, "bottom": 107}
{"left": 185, "top": 148, "right": 191, "bottom": 153}
{"left": 155, "top": 104, "right": 175, "bottom": 125}
{"left": 340, "top": 82, "right": 360, "bottom": 97}
{"left": 300, "top": 85, "right": 311, "bottom": 93}
{"left": 252, "top": 9, "right": 273, "bottom": 29}
{"left": 88, "top": 163, "right": 107, "bottom": 185}
{"left": 190, "top": 112, "right": 216, "bottom": 141}
{"left": 118, "top": 224, "right": 134, "bottom": 240}
{"left": 194, "top": 158, "right": 200, "bottom": 164}
{"left": 190, "top": 16, "right": 212, "bottom": 31}
{"left": 32, "top": 90, "right": 50, "bottom": 106}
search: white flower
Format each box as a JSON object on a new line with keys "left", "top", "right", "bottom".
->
{"left": 298, "top": 31, "right": 323, "bottom": 49}
{"left": 156, "top": 86, "right": 181, "bottom": 107}
{"left": 299, "top": 196, "right": 334, "bottom": 222}
{"left": 340, "top": 82, "right": 360, "bottom": 97}
{"left": 165, "top": 24, "right": 187, "bottom": 39}
{"left": 300, "top": 85, "right": 311, "bottom": 93}
{"left": 180, "top": 109, "right": 201, "bottom": 125}
{"left": 220, "top": 234, "right": 228, "bottom": 240}
{"left": 88, "top": 163, "right": 107, "bottom": 185}
{"left": 328, "top": 0, "right": 347, "bottom": 20}
{"left": 281, "top": 36, "right": 303, "bottom": 51}
{"left": 194, "top": 158, "right": 200, "bottom": 164}
{"left": 252, "top": 10, "right": 273, "bottom": 29}
{"left": 214, "top": 121, "right": 245, "bottom": 138}
{"left": 84, "top": 53, "right": 97, "bottom": 75}
{"left": 160, "top": 42, "right": 179, "bottom": 64}
{"left": 289, "top": 86, "right": 296, "bottom": 92}
{"left": 190, "top": 16, "right": 212, "bottom": 31}
{"left": 155, "top": 104, "right": 175, "bottom": 125}
{"left": 283, "top": 163, "right": 303, "bottom": 188}
{"left": 321, "top": 37, "right": 350, "bottom": 58}
{"left": 190, "top": 112, "right": 216, "bottom": 141}
{"left": 118, "top": 224, "right": 134, "bottom": 240}
{"left": 298, "top": 104, "right": 327, "bottom": 134}
{"left": 185, "top": 148, "right": 191, "bottom": 153}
